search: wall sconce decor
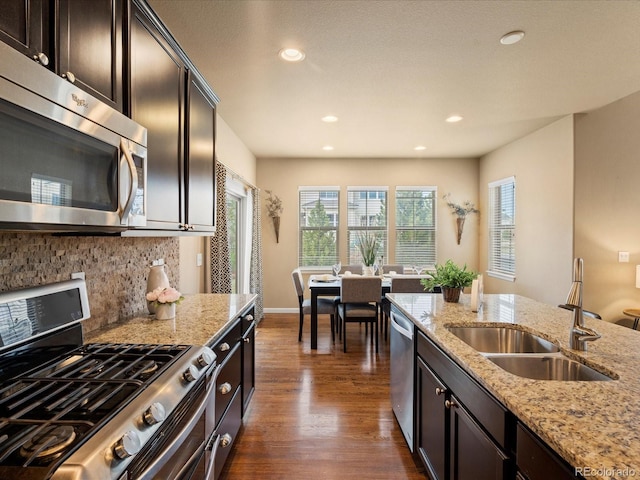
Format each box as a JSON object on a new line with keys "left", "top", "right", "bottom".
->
{"left": 443, "top": 193, "right": 479, "bottom": 245}
{"left": 265, "top": 190, "right": 283, "bottom": 243}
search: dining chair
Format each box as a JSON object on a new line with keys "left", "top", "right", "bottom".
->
{"left": 292, "top": 269, "right": 337, "bottom": 342}
{"left": 382, "top": 264, "right": 404, "bottom": 274}
{"left": 381, "top": 276, "right": 427, "bottom": 339}
{"left": 339, "top": 264, "right": 363, "bottom": 275}
{"left": 337, "top": 276, "right": 382, "bottom": 353}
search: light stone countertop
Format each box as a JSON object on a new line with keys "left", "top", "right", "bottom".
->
{"left": 84, "top": 294, "right": 257, "bottom": 347}
{"left": 387, "top": 292, "right": 640, "bottom": 480}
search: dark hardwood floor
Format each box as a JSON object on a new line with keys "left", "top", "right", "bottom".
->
{"left": 220, "top": 313, "right": 426, "bottom": 479}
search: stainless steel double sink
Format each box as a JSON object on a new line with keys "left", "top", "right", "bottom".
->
{"left": 446, "top": 325, "right": 614, "bottom": 381}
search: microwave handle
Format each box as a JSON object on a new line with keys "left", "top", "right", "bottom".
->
{"left": 119, "top": 138, "right": 139, "bottom": 225}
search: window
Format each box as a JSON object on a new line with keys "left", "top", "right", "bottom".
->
{"left": 299, "top": 187, "right": 339, "bottom": 267}
{"left": 227, "top": 176, "right": 250, "bottom": 294}
{"left": 347, "top": 187, "right": 387, "bottom": 264}
{"left": 395, "top": 187, "right": 436, "bottom": 267}
{"left": 488, "top": 177, "right": 516, "bottom": 280}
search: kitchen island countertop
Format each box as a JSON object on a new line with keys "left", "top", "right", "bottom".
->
{"left": 85, "top": 293, "right": 257, "bottom": 347}
{"left": 387, "top": 292, "right": 640, "bottom": 480}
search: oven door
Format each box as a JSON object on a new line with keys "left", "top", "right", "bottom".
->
{"left": 126, "top": 365, "right": 219, "bottom": 480}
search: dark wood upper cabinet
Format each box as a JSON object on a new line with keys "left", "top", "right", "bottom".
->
{"left": 0, "top": 0, "right": 123, "bottom": 111}
{"left": 0, "top": 0, "right": 49, "bottom": 64}
{"left": 130, "top": 2, "right": 184, "bottom": 228}
{"left": 185, "top": 73, "right": 216, "bottom": 231}
{"left": 56, "top": 0, "right": 124, "bottom": 111}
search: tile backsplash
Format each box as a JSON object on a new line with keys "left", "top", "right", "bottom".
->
{"left": 0, "top": 233, "right": 179, "bottom": 333}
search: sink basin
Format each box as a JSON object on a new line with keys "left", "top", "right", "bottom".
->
{"left": 487, "top": 354, "right": 614, "bottom": 381}
{"left": 446, "top": 326, "right": 559, "bottom": 353}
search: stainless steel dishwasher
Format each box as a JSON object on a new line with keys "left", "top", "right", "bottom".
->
{"left": 390, "top": 307, "right": 415, "bottom": 452}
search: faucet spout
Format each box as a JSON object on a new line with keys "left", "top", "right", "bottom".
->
{"left": 565, "top": 258, "right": 600, "bottom": 351}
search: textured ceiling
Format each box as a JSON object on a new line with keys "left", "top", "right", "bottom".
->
{"left": 148, "top": 0, "right": 640, "bottom": 159}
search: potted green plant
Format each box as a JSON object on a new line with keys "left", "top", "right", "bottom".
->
{"left": 420, "top": 259, "right": 477, "bottom": 303}
{"left": 356, "top": 232, "right": 381, "bottom": 275}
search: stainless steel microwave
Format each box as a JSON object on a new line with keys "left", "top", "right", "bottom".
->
{"left": 0, "top": 41, "right": 147, "bottom": 231}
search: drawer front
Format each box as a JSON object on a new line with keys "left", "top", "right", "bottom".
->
{"left": 215, "top": 342, "right": 241, "bottom": 426}
{"left": 516, "top": 423, "right": 578, "bottom": 480}
{"left": 212, "top": 320, "right": 242, "bottom": 366}
{"left": 417, "top": 330, "right": 509, "bottom": 448}
{"left": 213, "top": 387, "right": 242, "bottom": 479}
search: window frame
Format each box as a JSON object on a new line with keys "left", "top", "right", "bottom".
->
{"left": 298, "top": 186, "right": 340, "bottom": 268}
{"left": 394, "top": 186, "right": 437, "bottom": 268}
{"left": 346, "top": 186, "right": 388, "bottom": 265}
{"left": 487, "top": 176, "right": 516, "bottom": 281}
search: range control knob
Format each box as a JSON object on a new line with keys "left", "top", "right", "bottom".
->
{"left": 113, "top": 430, "right": 141, "bottom": 460}
{"left": 196, "top": 349, "right": 215, "bottom": 368}
{"left": 183, "top": 365, "right": 199, "bottom": 382}
{"left": 143, "top": 402, "right": 166, "bottom": 426}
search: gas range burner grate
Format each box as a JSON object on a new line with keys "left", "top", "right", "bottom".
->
{"left": 0, "top": 342, "right": 191, "bottom": 468}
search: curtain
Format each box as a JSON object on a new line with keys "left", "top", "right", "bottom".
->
{"left": 210, "top": 160, "right": 232, "bottom": 293}
{"left": 250, "top": 188, "right": 264, "bottom": 321}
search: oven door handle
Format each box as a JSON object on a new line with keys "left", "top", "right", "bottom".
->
{"left": 204, "top": 432, "right": 222, "bottom": 480}
{"left": 138, "top": 366, "right": 219, "bottom": 479}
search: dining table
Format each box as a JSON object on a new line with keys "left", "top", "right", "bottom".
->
{"left": 307, "top": 273, "right": 430, "bottom": 349}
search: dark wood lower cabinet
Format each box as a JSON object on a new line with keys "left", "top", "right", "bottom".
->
{"left": 415, "top": 330, "right": 582, "bottom": 480}
{"left": 449, "top": 394, "right": 508, "bottom": 480}
{"left": 417, "top": 356, "right": 447, "bottom": 480}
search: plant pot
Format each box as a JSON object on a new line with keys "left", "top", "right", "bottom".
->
{"left": 155, "top": 303, "right": 176, "bottom": 320}
{"left": 442, "top": 286, "right": 462, "bottom": 303}
{"left": 362, "top": 265, "right": 375, "bottom": 276}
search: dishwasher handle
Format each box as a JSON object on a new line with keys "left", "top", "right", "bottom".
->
{"left": 390, "top": 311, "right": 413, "bottom": 340}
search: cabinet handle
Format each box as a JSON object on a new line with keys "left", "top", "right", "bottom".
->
{"left": 445, "top": 399, "right": 458, "bottom": 409}
{"left": 219, "top": 342, "right": 230, "bottom": 352}
{"left": 61, "top": 71, "right": 76, "bottom": 83}
{"left": 243, "top": 337, "right": 250, "bottom": 343}
{"left": 218, "top": 382, "right": 232, "bottom": 395}
{"left": 244, "top": 314, "right": 254, "bottom": 322}
{"left": 435, "top": 387, "right": 445, "bottom": 396}
{"left": 32, "top": 52, "right": 49, "bottom": 66}
{"left": 219, "top": 433, "right": 233, "bottom": 448}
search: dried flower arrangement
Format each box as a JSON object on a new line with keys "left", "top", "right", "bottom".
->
{"left": 443, "top": 194, "right": 479, "bottom": 245}
{"left": 265, "top": 190, "right": 283, "bottom": 218}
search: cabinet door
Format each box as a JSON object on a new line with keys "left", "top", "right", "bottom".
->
{"left": 0, "top": 0, "right": 48, "bottom": 63}
{"left": 449, "top": 394, "right": 508, "bottom": 480}
{"left": 417, "top": 356, "right": 447, "bottom": 480}
{"left": 130, "top": 3, "right": 183, "bottom": 228}
{"left": 56, "top": 0, "right": 123, "bottom": 111}
{"left": 185, "top": 73, "right": 215, "bottom": 230}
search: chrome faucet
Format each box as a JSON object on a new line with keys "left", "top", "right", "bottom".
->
{"left": 565, "top": 258, "right": 600, "bottom": 351}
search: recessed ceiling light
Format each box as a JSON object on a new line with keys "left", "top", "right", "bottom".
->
{"left": 500, "top": 30, "right": 525, "bottom": 45}
{"left": 321, "top": 115, "right": 339, "bottom": 123}
{"left": 279, "top": 48, "right": 305, "bottom": 62}
{"left": 322, "top": 145, "right": 334, "bottom": 151}
{"left": 414, "top": 145, "right": 426, "bottom": 151}
{"left": 445, "top": 115, "right": 464, "bottom": 123}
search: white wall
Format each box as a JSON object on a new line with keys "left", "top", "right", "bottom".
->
{"left": 257, "top": 156, "right": 479, "bottom": 309}
{"left": 574, "top": 90, "right": 640, "bottom": 322}
{"left": 478, "top": 116, "right": 575, "bottom": 306}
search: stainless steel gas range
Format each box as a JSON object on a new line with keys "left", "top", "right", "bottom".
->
{"left": 0, "top": 279, "right": 218, "bottom": 480}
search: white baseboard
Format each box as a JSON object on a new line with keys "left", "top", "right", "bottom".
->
{"left": 264, "top": 308, "right": 298, "bottom": 314}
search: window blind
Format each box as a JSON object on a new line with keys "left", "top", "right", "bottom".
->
{"left": 346, "top": 187, "right": 387, "bottom": 264}
{"left": 298, "top": 187, "right": 339, "bottom": 267}
{"left": 488, "top": 177, "right": 516, "bottom": 279}
{"left": 395, "top": 187, "right": 436, "bottom": 267}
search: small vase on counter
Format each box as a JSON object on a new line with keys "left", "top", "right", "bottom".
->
{"left": 146, "top": 264, "right": 170, "bottom": 314}
{"left": 155, "top": 302, "right": 176, "bottom": 320}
